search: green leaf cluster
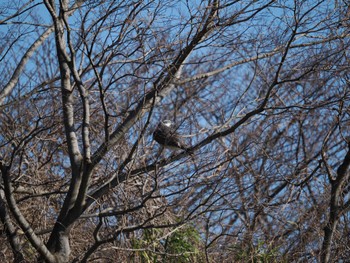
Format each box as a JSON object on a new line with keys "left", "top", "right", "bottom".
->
{"left": 131, "top": 225, "right": 204, "bottom": 263}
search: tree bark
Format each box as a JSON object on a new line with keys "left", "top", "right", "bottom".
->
{"left": 321, "top": 142, "right": 350, "bottom": 263}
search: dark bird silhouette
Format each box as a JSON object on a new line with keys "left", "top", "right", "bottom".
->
{"left": 153, "top": 120, "right": 193, "bottom": 153}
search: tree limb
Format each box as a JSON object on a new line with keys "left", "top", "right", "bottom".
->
{"left": 0, "top": 26, "right": 54, "bottom": 105}
{"left": 0, "top": 163, "right": 56, "bottom": 263}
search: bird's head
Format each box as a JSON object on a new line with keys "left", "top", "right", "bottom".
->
{"left": 161, "top": 120, "right": 173, "bottom": 127}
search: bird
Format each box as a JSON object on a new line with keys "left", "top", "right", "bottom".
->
{"left": 153, "top": 120, "right": 193, "bottom": 154}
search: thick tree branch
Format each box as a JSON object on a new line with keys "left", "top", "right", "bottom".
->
{"left": 321, "top": 141, "right": 350, "bottom": 263}
{"left": 0, "top": 26, "right": 54, "bottom": 105}
{"left": 0, "top": 190, "right": 26, "bottom": 262}
{"left": 43, "top": 1, "right": 85, "bottom": 261}
{"left": 0, "top": 163, "right": 56, "bottom": 263}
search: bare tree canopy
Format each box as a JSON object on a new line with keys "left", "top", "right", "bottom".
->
{"left": 1, "top": 0, "right": 350, "bottom": 262}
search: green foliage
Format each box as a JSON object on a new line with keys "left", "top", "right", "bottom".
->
{"left": 163, "top": 225, "right": 203, "bottom": 263}
{"left": 131, "top": 229, "right": 160, "bottom": 263}
{"left": 131, "top": 225, "right": 204, "bottom": 263}
{"left": 230, "top": 240, "right": 287, "bottom": 263}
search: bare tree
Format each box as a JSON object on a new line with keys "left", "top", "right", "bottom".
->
{"left": 1, "top": 0, "right": 350, "bottom": 262}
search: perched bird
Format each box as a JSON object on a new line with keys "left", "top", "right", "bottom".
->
{"left": 153, "top": 120, "right": 193, "bottom": 153}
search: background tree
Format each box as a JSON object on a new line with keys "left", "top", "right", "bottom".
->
{"left": 0, "top": 0, "right": 350, "bottom": 262}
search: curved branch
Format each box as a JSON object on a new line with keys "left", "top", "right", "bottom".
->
{"left": 0, "top": 190, "right": 25, "bottom": 262}
{"left": 0, "top": 26, "right": 54, "bottom": 105}
{"left": 0, "top": 164, "right": 56, "bottom": 263}
{"left": 321, "top": 141, "right": 350, "bottom": 263}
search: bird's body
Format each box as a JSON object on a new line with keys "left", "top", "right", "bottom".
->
{"left": 153, "top": 120, "right": 192, "bottom": 153}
